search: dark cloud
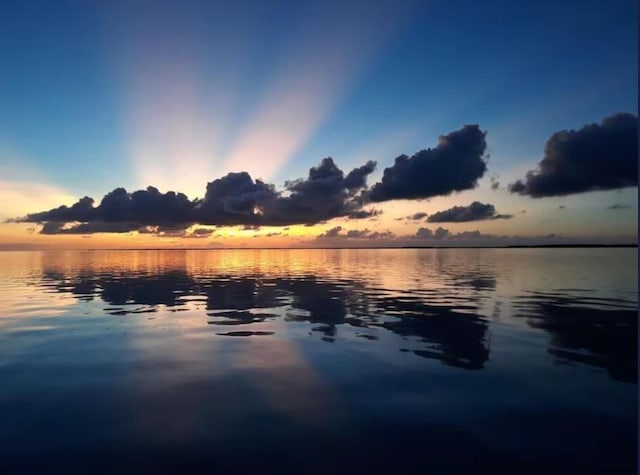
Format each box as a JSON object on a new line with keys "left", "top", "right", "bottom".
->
{"left": 40, "top": 221, "right": 142, "bottom": 235}
{"left": 346, "top": 229, "right": 371, "bottom": 238}
{"left": 508, "top": 113, "right": 638, "bottom": 197}
{"left": 412, "top": 226, "right": 564, "bottom": 245}
{"left": 490, "top": 175, "right": 500, "bottom": 190}
{"left": 406, "top": 212, "right": 428, "bottom": 220}
{"left": 317, "top": 227, "right": 395, "bottom": 240}
{"left": 13, "top": 158, "right": 377, "bottom": 234}
{"left": 426, "top": 201, "right": 512, "bottom": 222}
{"left": 368, "top": 125, "right": 488, "bottom": 201}
{"left": 11, "top": 124, "right": 497, "bottom": 235}
{"left": 347, "top": 208, "right": 382, "bottom": 219}
{"left": 344, "top": 160, "right": 377, "bottom": 190}
{"left": 21, "top": 196, "right": 96, "bottom": 223}
{"left": 317, "top": 226, "right": 343, "bottom": 239}
{"left": 415, "top": 227, "right": 449, "bottom": 239}
{"left": 367, "top": 230, "right": 395, "bottom": 240}
{"left": 434, "top": 227, "right": 450, "bottom": 239}
{"left": 415, "top": 227, "right": 434, "bottom": 239}
{"left": 608, "top": 203, "right": 631, "bottom": 210}
{"left": 558, "top": 205, "right": 566, "bottom": 210}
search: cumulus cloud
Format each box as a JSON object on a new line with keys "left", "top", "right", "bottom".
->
{"left": 344, "top": 161, "right": 377, "bottom": 190}
{"left": 11, "top": 124, "right": 496, "bottom": 234}
{"left": 368, "top": 125, "right": 488, "bottom": 201}
{"left": 415, "top": 226, "right": 449, "bottom": 239}
{"left": 426, "top": 201, "right": 512, "bottom": 223}
{"left": 13, "top": 158, "right": 377, "bottom": 234}
{"left": 509, "top": 113, "right": 638, "bottom": 197}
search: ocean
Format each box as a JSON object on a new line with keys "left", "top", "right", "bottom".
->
{"left": 0, "top": 248, "right": 637, "bottom": 474}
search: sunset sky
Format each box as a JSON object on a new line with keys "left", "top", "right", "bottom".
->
{"left": 1, "top": 0, "right": 637, "bottom": 249}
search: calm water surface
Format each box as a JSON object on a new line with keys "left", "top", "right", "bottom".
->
{"left": 0, "top": 249, "right": 637, "bottom": 474}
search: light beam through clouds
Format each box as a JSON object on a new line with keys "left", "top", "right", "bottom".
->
{"left": 110, "top": 1, "right": 421, "bottom": 193}
{"left": 211, "top": 1, "right": 421, "bottom": 181}
{"left": 107, "top": 1, "right": 263, "bottom": 198}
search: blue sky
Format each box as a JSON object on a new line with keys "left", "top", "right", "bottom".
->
{"left": 0, "top": 0, "right": 637, "bottom": 247}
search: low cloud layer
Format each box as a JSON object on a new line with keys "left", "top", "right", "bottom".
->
{"left": 13, "top": 158, "right": 377, "bottom": 234}
{"left": 315, "top": 225, "right": 566, "bottom": 247}
{"left": 317, "top": 227, "right": 395, "bottom": 240}
{"left": 509, "top": 113, "right": 638, "bottom": 197}
{"left": 368, "top": 125, "right": 488, "bottom": 201}
{"left": 11, "top": 124, "right": 495, "bottom": 234}
{"left": 426, "top": 201, "right": 512, "bottom": 223}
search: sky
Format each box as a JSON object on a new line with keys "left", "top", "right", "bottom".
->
{"left": 0, "top": 0, "right": 637, "bottom": 249}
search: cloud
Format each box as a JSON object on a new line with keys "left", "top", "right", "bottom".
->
{"left": 367, "top": 230, "right": 395, "bottom": 240}
{"left": 21, "top": 186, "right": 195, "bottom": 229}
{"left": 412, "top": 226, "right": 565, "bottom": 245}
{"left": 344, "top": 161, "right": 377, "bottom": 190}
{"left": 406, "top": 212, "right": 428, "bottom": 220}
{"left": 509, "top": 113, "right": 638, "bottom": 197}
{"left": 346, "top": 229, "right": 370, "bottom": 238}
{"left": 347, "top": 208, "right": 381, "bottom": 220}
{"left": 11, "top": 124, "right": 496, "bottom": 234}
{"left": 426, "top": 201, "right": 512, "bottom": 223}
{"left": 317, "top": 227, "right": 395, "bottom": 240}
{"left": 415, "top": 227, "right": 449, "bottom": 239}
{"left": 40, "top": 221, "right": 142, "bottom": 235}
{"left": 13, "top": 158, "right": 377, "bottom": 233}
{"left": 317, "top": 226, "right": 343, "bottom": 239}
{"left": 195, "top": 157, "right": 376, "bottom": 226}
{"left": 368, "top": 125, "right": 488, "bottom": 201}
{"left": 608, "top": 203, "right": 631, "bottom": 210}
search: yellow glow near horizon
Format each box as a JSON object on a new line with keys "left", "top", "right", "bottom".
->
{"left": 0, "top": 180, "right": 76, "bottom": 222}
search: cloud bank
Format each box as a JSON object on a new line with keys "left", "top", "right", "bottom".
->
{"left": 11, "top": 125, "right": 493, "bottom": 234}
{"left": 14, "top": 158, "right": 377, "bottom": 233}
{"left": 426, "top": 201, "right": 512, "bottom": 223}
{"left": 509, "top": 113, "right": 638, "bottom": 197}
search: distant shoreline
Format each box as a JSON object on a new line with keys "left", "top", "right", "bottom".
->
{"left": 1, "top": 243, "right": 637, "bottom": 252}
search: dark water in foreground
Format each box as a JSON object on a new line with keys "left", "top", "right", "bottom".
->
{"left": 0, "top": 248, "right": 637, "bottom": 474}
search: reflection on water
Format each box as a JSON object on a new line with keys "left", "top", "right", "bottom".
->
{"left": 513, "top": 291, "right": 637, "bottom": 383}
{"left": 0, "top": 249, "right": 637, "bottom": 474}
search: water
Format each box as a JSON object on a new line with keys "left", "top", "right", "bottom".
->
{"left": 0, "top": 248, "right": 637, "bottom": 474}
